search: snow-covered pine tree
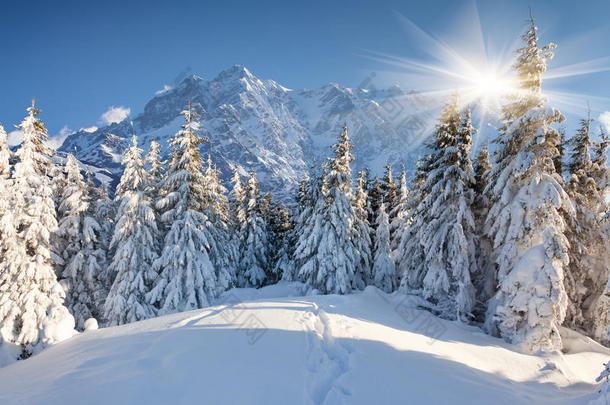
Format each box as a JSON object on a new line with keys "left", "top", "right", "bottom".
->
{"left": 258, "top": 192, "right": 289, "bottom": 283}
{"left": 395, "top": 155, "right": 430, "bottom": 291}
{"left": 84, "top": 168, "right": 111, "bottom": 320}
{"left": 143, "top": 141, "right": 165, "bottom": 255}
{"left": 229, "top": 166, "right": 247, "bottom": 231}
{"left": 554, "top": 127, "right": 566, "bottom": 177}
{"left": 0, "top": 101, "right": 74, "bottom": 356}
{"left": 48, "top": 159, "right": 68, "bottom": 277}
{"left": 352, "top": 170, "right": 373, "bottom": 289}
{"left": 91, "top": 180, "right": 115, "bottom": 300}
{"left": 260, "top": 192, "right": 272, "bottom": 219}
{"left": 268, "top": 199, "right": 293, "bottom": 282}
{"left": 50, "top": 156, "right": 67, "bottom": 213}
{"left": 590, "top": 129, "right": 609, "bottom": 202}
{"left": 400, "top": 98, "right": 477, "bottom": 320}
{"left": 473, "top": 142, "right": 491, "bottom": 198}
{"left": 145, "top": 141, "right": 165, "bottom": 189}
{"left": 362, "top": 167, "right": 372, "bottom": 198}
{"left": 472, "top": 141, "right": 494, "bottom": 317}
{"left": 373, "top": 203, "right": 396, "bottom": 293}
{"left": 0, "top": 124, "right": 11, "bottom": 231}
{"left": 202, "top": 156, "right": 233, "bottom": 291}
{"left": 581, "top": 127, "right": 610, "bottom": 344}
{"left": 238, "top": 169, "right": 270, "bottom": 287}
{"left": 57, "top": 154, "right": 104, "bottom": 329}
{"left": 228, "top": 166, "right": 247, "bottom": 283}
{"left": 367, "top": 176, "right": 383, "bottom": 228}
{"left": 203, "top": 156, "right": 229, "bottom": 222}
{"left": 381, "top": 164, "right": 398, "bottom": 225}
{"left": 144, "top": 141, "right": 165, "bottom": 210}
{"left": 563, "top": 114, "right": 609, "bottom": 342}
{"left": 389, "top": 164, "right": 409, "bottom": 253}
{"left": 483, "top": 16, "right": 572, "bottom": 351}
{"left": 282, "top": 163, "right": 323, "bottom": 282}
{"left": 0, "top": 124, "right": 15, "bottom": 335}
{"left": 295, "top": 123, "right": 358, "bottom": 294}
{"left": 104, "top": 136, "right": 159, "bottom": 325}
{"left": 148, "top": 104, "right": 222, "bottom": 315}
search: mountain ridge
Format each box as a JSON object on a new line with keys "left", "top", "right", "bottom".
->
{"left": 59, "top": 65, "right": 437, "bottom": 198}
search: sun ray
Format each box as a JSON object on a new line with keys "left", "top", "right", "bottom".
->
{"left": 545, "top": 57, "right": 610, "bottom": 80}
{"left": 360, "top": 8, "right": 610, "bottom": 144}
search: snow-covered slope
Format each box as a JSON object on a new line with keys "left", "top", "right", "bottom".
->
{"left": 58, "top": 66, "right": 436, "bottom": 197}
{"left": 0, "top": 285, "right": 606, "bottom": 405}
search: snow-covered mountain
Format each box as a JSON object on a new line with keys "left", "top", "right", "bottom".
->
{"left": 0, "top": 285, "right": 606, "bottom": 404}
{"left": 59, "top": 65, "right": 437, "bottom": 198}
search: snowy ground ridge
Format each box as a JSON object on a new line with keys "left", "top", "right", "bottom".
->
{"left": 0, "top": 284, "right": 608, "bottom": 405}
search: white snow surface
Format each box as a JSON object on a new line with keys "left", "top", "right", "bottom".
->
{"left": 0, "top": 284, "right": 607, "bottom": 405}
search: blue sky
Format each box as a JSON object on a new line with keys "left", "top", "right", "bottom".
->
{"left": 1, "top": 0, "right": 609, "bottom": 140}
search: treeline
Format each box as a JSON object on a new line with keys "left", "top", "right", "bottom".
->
{"left": 0, "top": 16, "right": 608, "bottom": 359}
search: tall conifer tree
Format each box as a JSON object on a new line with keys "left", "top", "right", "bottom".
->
{"left": 483, "top": 16, "right": 572, "bottom": 351}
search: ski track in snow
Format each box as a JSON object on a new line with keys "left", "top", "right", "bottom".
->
{"left": 298, "top": 302, "right": 354, "bottom": 405}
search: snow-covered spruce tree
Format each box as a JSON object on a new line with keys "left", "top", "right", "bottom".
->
{"left": 563, "top": 114, "right": 599, "bottom": 332}
{"left": 144, "top": 141, "right": 166, "bottom": 250}
{"left": 0, "top": 124, "right": 11, "bottom": 232}
{"left": 228, "top": 166, "right": 246, "bottom": 281}
{"left": 373, "top": 203, "right": 396, "bottom": 293}
{"left": 400, "top": 98, "right": 477, "bottom": 320}
{"left": 145, "top": 141, "right": 165, "bottom": 189}
{"left": 0, "top": 101, "right": 74, "bottom": 356}
{"left": 148, "top": 105, "right": 223, "bottom": 315}
{"left": 48, "top": 158, "right": 68, "bottom": 277}
{"left": 50, "top": 156, "right": 67, "bottom": 213}
{"left": 202, "top": 156, "right": 233, "bottom": 290}
{"left": 273, "top": 208, "right": 297, "bottom": 282}
{"left": 144, "top": 140, "right": 165, "bottom": 209}
{"left": 283, "top": 163, "right": 323, "bottom": 282}
{"left": 381, "top": 164, "right": 397, "bottom": 219}
{"left": 367, "top": 176, "right": 383, "bottom": 229}
{"left": 268, "top": 199, "right": 293, "bottom": 282}
{"left": 56, "top": 154, "right": 105, "bottom": 329}
{"left": 0, "top": 124, "right": 16, "bottom": 335}
{"left": 104, "top": 136, "right": 159, "bottom": 325}
{"left": 472, "top": 141, "right": 494, "bottom": 317}
{"left": 84, "top": 168, "right": 111, "bottom": 320}
{"left": 395, "top": 155, "right": 430, "bottom": 291}
{"left": 237, "top": 169, "right": 270, "bottom": 287}
{"left": 91, "top": 180, "right": 115, "bottom": 299}
{"left": 352, "top": 170, "right": 373, "bottom": 289}
{"left": 554, "top": 127, "right": 566, "bottom": 177}
{"left": 262, "top": 193, "right": 291, "bottom": 283}
{"left": 295, "top": 123, "right": 358, "bottom": 294}
{"left": 390, "top": 165, "right": 409, "bottom": 253}
{"left": 228, "top": 166, "right": 247, "bottom": 231}
{"left": 203, "top": 156, "right": 229, "bottom": 223}
{"left": 483, "top": 16, "right": 572, "bottom": 351}
{"left": 580, "top": 128, "right": 610, "bottom": 344}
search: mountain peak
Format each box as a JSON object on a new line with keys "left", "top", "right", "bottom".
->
{"left": 215, "top": 64, "right": 255, "bottom": 82}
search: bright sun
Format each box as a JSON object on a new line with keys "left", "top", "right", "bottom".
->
{"left": 467, "top": 70, "right": 516, "bottom": 106}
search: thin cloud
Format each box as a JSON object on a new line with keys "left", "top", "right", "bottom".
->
{"left": 599, "top": 111, "right": 610, "bottom": 132}
{"left": 7, "top": 129, "right": 22, "bottom": 146}
{"left": 155, "top": 84, "right": 173, "bottom": 95}
{"left": 47, "top": 125, "right": 74, "bottom": 149}
{"left": 99, "top": 106, "right": 130, "bottom": 125}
